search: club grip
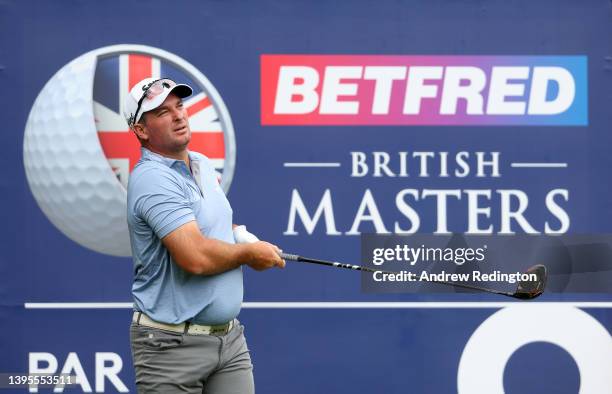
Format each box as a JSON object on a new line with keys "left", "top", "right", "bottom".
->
{"left": 280, "top": 252, "right": 299, "bottom": 261}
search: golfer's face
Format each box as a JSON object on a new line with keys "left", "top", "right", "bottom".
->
{"left": 142, "top": 93, "right": 191, "bottom": 152}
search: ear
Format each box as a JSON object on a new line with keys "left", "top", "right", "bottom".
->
{"left": 131, "top": 123, "right": 149, "bottom": 141}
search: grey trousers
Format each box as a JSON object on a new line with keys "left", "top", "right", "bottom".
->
{"left": 130, "top": 320, "right": 254, "bottom": 394}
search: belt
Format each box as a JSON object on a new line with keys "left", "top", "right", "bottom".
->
{"left": 133, "top": 311, "right": 234, "bottom": 336}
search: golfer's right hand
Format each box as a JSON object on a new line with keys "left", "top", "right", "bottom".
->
{"left": 246, "top": 241, "right": 286, "bottom": 271}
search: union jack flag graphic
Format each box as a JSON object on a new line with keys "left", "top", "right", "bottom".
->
{"left": 93, "top": 53, "right": 231, "bottom": 189}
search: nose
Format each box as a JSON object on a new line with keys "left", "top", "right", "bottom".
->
{"left": 171, "top": 106, "right": 185, "bottom": 121}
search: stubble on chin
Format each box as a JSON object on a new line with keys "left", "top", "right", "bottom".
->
{"left": 171, "top": 130, "right": 191, "bottom": 152}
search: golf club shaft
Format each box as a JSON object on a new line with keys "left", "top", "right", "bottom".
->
{"left": 280, "top": 252, "right": 515, "bottom": 298}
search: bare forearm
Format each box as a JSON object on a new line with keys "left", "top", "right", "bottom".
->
{"left": 189, "top": 238, "right": 283, "bottom": 274}
{"left": 162, "top": 221, "right": 283, "bottom": 275}
{"left": 190, "top": 238, "right": 252, "bottom": 275}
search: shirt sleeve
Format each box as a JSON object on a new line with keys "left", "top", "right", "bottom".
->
{"left": 131, "top": 165, "right": 196, "bottom": 239}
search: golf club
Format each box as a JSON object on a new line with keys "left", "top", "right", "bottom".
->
{"left": 280, "top": 253, "right": 547, "bottom": 300}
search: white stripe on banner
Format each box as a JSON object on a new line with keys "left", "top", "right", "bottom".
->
{"left": 23, "top": 302, "right": 612, "bottom": 309}
{"left": 511, "top": 162, "right": 568, "bottom": 168}
{"left": 283, "top": 162, "right": 341, "bottom": 168}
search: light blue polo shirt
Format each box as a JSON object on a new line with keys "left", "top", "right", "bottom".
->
{"left": 127, "top": 148, "right": 242, "bottom": 325}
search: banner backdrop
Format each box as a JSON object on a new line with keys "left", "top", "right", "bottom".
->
{"left": 2, "top": 1, "right": 611, "bottom": 393}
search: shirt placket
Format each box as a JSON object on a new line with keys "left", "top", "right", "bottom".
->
{"left": 189, "top": 161, "right": 205, "bottom": 198}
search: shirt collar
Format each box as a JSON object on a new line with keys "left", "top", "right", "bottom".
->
{"left": 140, "top": 147, "right": 200, "bottom": 168}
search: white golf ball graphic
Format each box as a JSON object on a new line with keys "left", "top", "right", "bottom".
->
{"left": 23, "top": 45, "right": 235, "bottom": 257}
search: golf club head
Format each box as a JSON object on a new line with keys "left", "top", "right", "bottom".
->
{"left": 513, "top": 264, "right": 547, "bottom": 300}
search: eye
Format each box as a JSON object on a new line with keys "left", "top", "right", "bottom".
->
{"left": 177, "top": 102, "right": 184, "bottom": 108}
{"left": 157, "top": 110, "right": 168, "bottom": 116}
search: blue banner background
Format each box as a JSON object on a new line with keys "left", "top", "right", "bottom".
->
{"left": 1, "top": 0, "right": 611, "bottom": 393}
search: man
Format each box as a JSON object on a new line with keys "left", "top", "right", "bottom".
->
{"left": 123, "top": 77, "right": 284, "bottom": 393}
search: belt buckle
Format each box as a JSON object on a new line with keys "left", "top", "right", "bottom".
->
{"left": 210, "top": 321, "right": 231, "bottom": 336}
{"left": 209, "top": 325, "right": 226, "bottom": 336}
{"left": 210, "top": 327, "right": 223, "bottom": 335}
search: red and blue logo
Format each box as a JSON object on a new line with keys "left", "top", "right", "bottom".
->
{"left": 261, "top": 55, "right": 587, "bottom": 126}
{"left": 23, "top": 44, "right": 236, "bottom": 256}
